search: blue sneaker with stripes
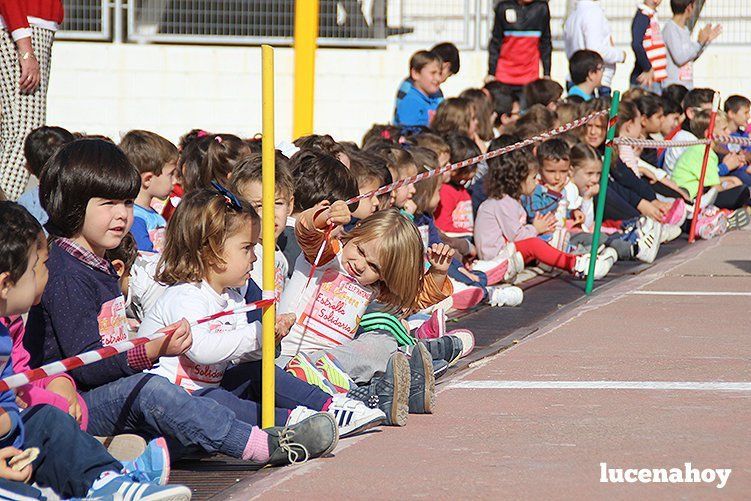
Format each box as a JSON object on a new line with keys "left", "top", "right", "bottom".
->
{"left": 85, "top": 475, "right": 191, "bottom": 500}
{"left": 121, "top": 437, "right": 170, "bottom": 486}
{"left": 327, "top": 394, "right": 385, "bottom": 438}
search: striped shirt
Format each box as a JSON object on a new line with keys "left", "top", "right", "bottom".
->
{"left": 639, "top": 4, "right": 668, "bottom": 82}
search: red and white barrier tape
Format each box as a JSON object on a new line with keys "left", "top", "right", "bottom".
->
{"left": 0, "top": 298, "right": 275, "bottom": 393}
{"left": 613, "top": 135, "right": 751, "bottom": 149}
{"left": 344, "top": 109, "right": 609, "bottom": 205}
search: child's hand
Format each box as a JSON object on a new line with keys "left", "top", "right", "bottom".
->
{"left": 158, "top": 319, "right": 193, "bottom": 358}
{"left": 275, "top": 313, "right": 296, "bottom": 343}
{"left": 720, "top": 176, "right": 743, "bottom": 190}
{"left": 724, "top": 153, "right": 744, "bottom": 171}
{"left": 532, "top": 211, "right": 557, "bottom": 234}
{"left": 46, "top": 377, "right": 82, "bottom": 424}
{"left": 698, "top": 23, "right": 722, "bottom": 45}
{"left": 327, "top": 200, "right": 352, "bottom": 226}
{"left": 571, "top": 209, "right": 585, "bottom": 226}
{"left": 401, "top": 199, "right": 417, "bottom": 216}
{"left": 585, "top": 183, "right": 600, "bottom": 198}
{"left": 457, "top": 266, "right": 481, "bottom": 283}
{"left": 426, "top": 243, "right": 454, "bottom": 274}
{"left": 639, "top": 167, "right": 659, "bottom": 184}
{"left": 637, "top": 200, "right": 666, "bottom": 221}
{"left": 0, "top": 447, "right": 32, "bottom": 483}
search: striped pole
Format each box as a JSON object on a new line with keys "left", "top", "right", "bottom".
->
{"left": 688, "top": 92, "right": 721, "bottom": 243}
{"left": 585, "top": 92, "right": 621, "bottom": 295}
{"left": 0, "top": 299, "right": 274, "bottom": 393}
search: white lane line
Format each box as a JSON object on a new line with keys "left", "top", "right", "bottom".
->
{"left": 448, "top": 381, "right": 751, "bottom": 391}
{"left": 630, "top": 291, "right": 751, "bottom": 296}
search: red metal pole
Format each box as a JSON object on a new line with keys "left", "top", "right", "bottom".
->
{"left": 688, "top": 92, "right": 720, "bottom": 243}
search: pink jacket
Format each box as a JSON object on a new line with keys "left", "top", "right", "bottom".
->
{"left": 1, "top": 316, "right": 88, "bottom": 430}
{"left": 474, "top": 195, "right": 539, "bottom": 260}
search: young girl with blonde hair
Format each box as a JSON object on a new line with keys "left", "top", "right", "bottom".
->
{"left": 140, "top": 186, "right": 386, "bottom": 438}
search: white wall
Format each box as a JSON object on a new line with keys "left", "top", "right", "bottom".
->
{"left": 46, "top": 42, "right": 750, "bottom": 145}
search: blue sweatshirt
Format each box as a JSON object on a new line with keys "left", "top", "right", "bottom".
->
{"left": 393, "top": 78, "right": 443, "bottom": 127}
{"left": 0, "top": 323, "right": 23, "bottom": 449}
{"left": 25, "top": 244, "right": 136, "bottom": 391}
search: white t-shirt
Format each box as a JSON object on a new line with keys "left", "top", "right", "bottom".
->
{"left": 663, "top": 129, "right": 698, "bottom": 175}
{"left": 140, "top": 281, "right": 261, "bottom": 393}
{"left": 127, "top": 252, "right": 166, "bottom": 323}
{"left": 250, "top": 243, "right": 288, "bottom": 304}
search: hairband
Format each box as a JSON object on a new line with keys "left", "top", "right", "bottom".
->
{"left": 211, "top": 181, "right": 242, "bottom": 211}
{"left": 214, "top": 136, "right": 223, "bottom": 144}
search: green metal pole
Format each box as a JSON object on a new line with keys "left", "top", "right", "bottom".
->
{"left": 585, "top": 92, "right": 621, "bottom": 295}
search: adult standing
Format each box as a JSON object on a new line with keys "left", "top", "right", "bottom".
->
{"left": 564, "top": 0, "right": 626, "bottom": 97}
{"left": 0, "top": 0, "right": 63, "bottom": 200}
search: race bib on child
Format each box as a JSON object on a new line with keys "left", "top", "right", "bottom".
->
{"left": 452, "top": 200, "right": 474, "bottom": 231}
{"left": 679, "top": 61, "right": 693, "bottom": 82}
{"left": 174, "top": 319, "right": 231, "bottom": 392}
{"left": 98, "top": 296, "right": 129, "bottom": 346}
{"left": 296, "top": 269, "right": 373, "bottom": 347}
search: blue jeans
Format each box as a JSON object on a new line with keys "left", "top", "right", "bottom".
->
{"left": 195, "top": 362, "right": 332, "bottom": 426}
{"left": 82, "top": 373, "right": 252, "bottom": 460}
{"left": 7, "top": 405, "right": 121, "bottom": 499}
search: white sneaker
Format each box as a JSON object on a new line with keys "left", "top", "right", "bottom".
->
{"left": 487, "top": 285, "right": 524, "bottom": 307}
{"left": 506, "top": 249, "right": 525, "bottom": 282}
{"left": 659, "top": 223, "right": 682, "bottom": 243}
{"left": 699, "top": 187, "right": 718, "bottom": 211}
{"left": 286, "top": 406, "right": 319, "bottom": 426}
{"left": 327, "top": 394, "right": 385, "bottom": 438}
{"left": 573, "top": 252, "right": 614, "bottom": 280}
{"left": 598, "top": 246, "right": 619, "bottom": 264}
{"left": 635, "top": 216, "right": 661, "bottom": 264}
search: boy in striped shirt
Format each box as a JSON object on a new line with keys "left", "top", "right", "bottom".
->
{"left": 630, "top": 1, "right": 668, "bottom": 92}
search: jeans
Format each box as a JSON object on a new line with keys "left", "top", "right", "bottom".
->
{"left": 82, "top": 373, "right": 252, "bottom": 460}
{"left": 22, "top": 405, "right": 120, "bottom": 498}
{"left": 194, "top": 362, "right": 331, "bottom": 426}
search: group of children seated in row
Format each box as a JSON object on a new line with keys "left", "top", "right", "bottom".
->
{"left": 0, "top": 44, "right": 749, "bottom": 499}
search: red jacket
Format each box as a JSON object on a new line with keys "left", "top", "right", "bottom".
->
{"left": 0, "top": 0, "right": 64, "bottom": 38}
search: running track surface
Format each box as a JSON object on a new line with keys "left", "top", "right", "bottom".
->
{"left": 218, "top": 230, "right": 751, "bottom": 499}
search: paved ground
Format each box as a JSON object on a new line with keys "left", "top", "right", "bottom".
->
{"left": 218, "top": 230, "right": 751, "bottom": 500}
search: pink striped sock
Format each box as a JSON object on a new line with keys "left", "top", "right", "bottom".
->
{"left": 242, "top": 426, "right": 270, "bottom": 462}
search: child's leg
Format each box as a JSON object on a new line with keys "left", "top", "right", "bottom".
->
{"left": 731, "top": 168, "right": 751, "bottom": 187}
{"left": 713, "top": 185, "right": 750, "bottom": 210}
{"left": 193, "top": 386, "right": 290, "bottom": 426}
{"left": 310, "top": 330, "right": 399, "bottom": 384}
{"left": 515, "top": 238, "right": 577, "bottom": 272}
{"left": 22, "top": 405, "right": 122, "bottom": 499}
{"left": 221, "top": 362, "right": 332, "bottom": 413}
{"left": 604, "top": 185, "right": 641, "bottom": 220}
{"left": 0, "top": 478, "right": 45, "bottom": 499}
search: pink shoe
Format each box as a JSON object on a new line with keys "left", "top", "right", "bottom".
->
{"left": 414, "top": 308, "right": 446, "bottom": 339}
{"left": 662, "top": 199, "right": 687, "bottom": 227}
{"left": 696, "top": 206, "right": 728, "bottom": 240}
{"left": 450, "top": 283, "right": 485, "bottom": 310}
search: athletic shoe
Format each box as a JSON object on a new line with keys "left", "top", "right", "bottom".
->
{"left": 634, "top": 216, "right": 661, "bottom": 263}
{"left": 85, "top": 475, "right": 191, "bottom": 501}
{"left": 698, "top": 187, "right": 718, "bottom": 211}
{"left": 286, "top": 353, "right": 337, "bottom": 395}
{"left": 414, "top": 308, "right": 446, "bottom": 340}
{"left": 121, "top": 438, "right": 170, "bottom": 486}
{"left": 573, "top": 252, "right": 614, "bottom": 280}
{"left": 326, "top": 394, "right": 385, "bottom": 438}
{"left": 264, "top": 412, "right": 339, "bottom": 466}
{"left": 315, "top": 353, "right": 355, "bottom": 392}
{"left": 450, "top": 281, "right": 485, "bottom": 310}
{"left": 433, "top": 358, "right": 449, "bottom": 379}
{"left": 696, "top": 207, "right": 728, "bottom": 240}
{"left": 408, "top": 343, "right": 435, "bottom": 414}
{"left": 486, "top": 285, "right": 524, "bottom": 307}
{"left": 96, "top": 434, "right": 148, "bottom": 463}
{"left": 421, "top": 330, "right": 475, "bottom": 367}
{"left": 726, "top": 208, "right": 751, "bottom": 231}
{"left": 598, "top": 246, "right": 619, "bottom": 264}
{"left": 659, "top": 223, "right": 682, "bottom": 243}
{"left": 662, "top": 198, "right": 687, "bottom": 227}
{"left": 347, "top": 352, "right": 410, "bottom": 426}
{"left": 470, "top": 255, "right": 509, "bottom": 286}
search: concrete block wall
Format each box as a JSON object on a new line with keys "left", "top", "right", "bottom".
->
{"left": 46, "top": 43, "right": 749, "bottom": 145}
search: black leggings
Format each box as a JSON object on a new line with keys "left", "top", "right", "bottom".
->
{"left": 706, "top": 185, "right": 750, "bottom": 210}
{"left": 652, "top": 182, "right": 689, "bottom": 201}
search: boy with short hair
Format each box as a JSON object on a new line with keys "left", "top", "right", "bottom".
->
{"left": 662, "top": 87, "right": 715, "bottom": 172}
{"left": 630, "top": 0, "right": 668, "bottom": 91}
{"left": 663, "top": 0, "right": 722, "bottom": 90}
{"left": 430, "top": 42, "right": 460, "bottom": 92}
{"left": 484, "top": 82, "right": 521, "bottom": 136}
{"left": 568, "top": 50, "right": 604, "bottom": 102}
{"left": 523, "top": 78, "right": 563, "bottom": 111}
{"left": 17, "top": 126, "right": 74, "bottom": 227}
{"left": 724, "top": 95, "right": 751, "bottom": 136}
{"left": 393, "top": 50, "right": 444, "bottom": 127}
{"left": 119, "top": 130, "right": 179, "bottom": 253}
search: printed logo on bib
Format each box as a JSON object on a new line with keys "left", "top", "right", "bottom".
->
{"left": 174, "top": 319, "right": 232, "bottom": 392}
{"left": 678, "top": 61, "right": 693, "bottom": 82}
{"left": 451, "top": 200, "right": 474, "bottom": 231}
{"left": 98, "top": 296, "right": 129, "bottom": 346}
{"left": 297, "top": 269, "right": 373, "bottom": 347}
{"left": 148, "top": 227, "right": 166, "bottom": 253}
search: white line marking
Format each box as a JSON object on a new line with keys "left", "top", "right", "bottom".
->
{"left": 630, "top": 291, "right": 751, "bottom": 296}
{"left": 448, "top": 381, "right": 751, "bottom": 391}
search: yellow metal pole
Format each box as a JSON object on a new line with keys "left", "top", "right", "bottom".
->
{"left": 261, "top": 44, "right": 276, "bottom": 429}
{"left": 293, "top": 0, "right": 319, "bottom": 138}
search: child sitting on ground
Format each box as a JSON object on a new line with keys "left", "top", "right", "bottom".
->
{"left": 0, "top": 201, "right": 192, "bottom": 500}
{"left": 17, "top": 126, "right": 75, "bottom": 227}
{"left": 523, "top": 79, "right": 563, "bottom": 111}
{"left": 434, "top": 134, "right": 479, "bottom": 239}
{"left": 120, "top": 130, "right": 179, "bottom": 253}
{"left": 484, "top": 82, "right": 521, "bottom": 137}
{"left": 474, "top": 137, "right": 614, "bottom": 280}
{"left": 393, "top": 50, "right": 444, "bottom": 127}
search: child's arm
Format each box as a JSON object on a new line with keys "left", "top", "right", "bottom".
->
{"left": 0, "top": 446, "right": 32, "bottom": 483}
{"left": 295, "top": 201, "right": 350, "bottom": 266}
{"left": 130, "top": 218, "right": 155, "bottom": 253}
{"left": 539, "top": 2, "right": 552, "bottom": 78}
{"left": 631, "top": 13, "right": 652, "bottom": 81}
{"left": 486, "top": 3, "right": 504, "bottom": 80}
{"left": 662, "top": 21, "right": 705, "bottom": 67}
{"left": 415, "top": 244, "right": 454, "bottom": 310}
{"left": 0, "top": 357, "right": 23, "bottom": 450}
